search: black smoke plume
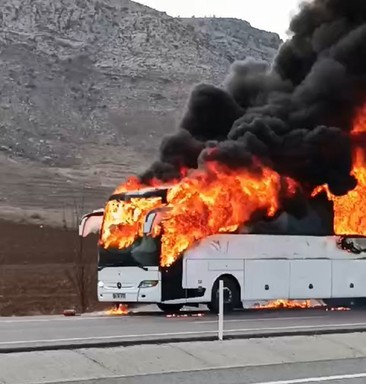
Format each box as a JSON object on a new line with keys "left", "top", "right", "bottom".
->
{"left": 140, "top": 0, "right": 366, "bottom": 224}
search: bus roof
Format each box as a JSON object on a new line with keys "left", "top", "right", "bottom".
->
{"left": 184, "top": 233, "right": 366, "bottom": 261}
{"left": 108, "top": 186, "right": 171, "bottom": 202}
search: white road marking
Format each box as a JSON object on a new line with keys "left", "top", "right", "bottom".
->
{"left": 27, "top": 370, "right": 366, "bottom": 384}
{"left": 253, "top": 372, "right": 366, "bottom": 383}
{"left": 1, "top": 322, "right": 366, "bottom": 346}
{"left": 194, "top": 316, "right": 326, "bottom": 324}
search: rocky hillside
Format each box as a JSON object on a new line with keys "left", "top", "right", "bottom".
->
{"left": 181, "top": 17, "right": 281, "bottom": 63}
{"left": 0, "top": 0, "right": 281, "bottom": 225}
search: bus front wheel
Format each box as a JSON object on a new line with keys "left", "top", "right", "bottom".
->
{"left": 157, "top": 303, "right": 183, "bottom": 314}
{"left": 208, "top": 277, "right": 240, "bottom": 314}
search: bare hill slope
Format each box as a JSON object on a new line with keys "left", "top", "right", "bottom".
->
{"left": 0, "top": 0, "right": 281, "bottom": 224}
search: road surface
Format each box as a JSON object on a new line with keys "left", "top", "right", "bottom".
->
{"left": 1, "top": 307, "right": 366, "bottom": 351}
{"left": 2, "top": 332, "right": 366, "bottom": 384}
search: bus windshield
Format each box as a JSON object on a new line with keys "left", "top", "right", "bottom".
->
{"left": 98, "top": 235, "right": 160, "bottom": 269}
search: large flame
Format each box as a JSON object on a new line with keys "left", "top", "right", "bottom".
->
{"left": 331, "top": 105, "right": 366, "bottom": 235}
{"left": 159, "top": 162, "right": 296, "bottom": 266}
{"left": 313, "top": 105, "right": 366, "bottom": 235}
{"left": 100, "top": 197, "right": 163, "bottom": 249}
{"left": 101, "top": 160, "right": 297, "bottom": 266}
{"left": 100, "top": 169, "right": 187, "bottom": 250}
{"left": 113, "top": 168, "right": 188, "bottom": 194}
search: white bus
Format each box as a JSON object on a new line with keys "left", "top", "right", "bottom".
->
{"left": 80, "top": 187, "right": 366, "bottom": 313}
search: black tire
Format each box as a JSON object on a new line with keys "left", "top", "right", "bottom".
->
{"left": 208, "top": 277, "right": 240, "bottom": 314}
{"left": 157, "top": 303, "right": 183, "bottom": 314}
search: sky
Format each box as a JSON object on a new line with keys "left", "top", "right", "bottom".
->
{"left": 136, "top": 0, "right": 304, "bottom": 40}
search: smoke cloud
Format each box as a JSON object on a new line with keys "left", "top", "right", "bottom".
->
{"left": 141, "top": 0, "right": 366, "bottom": 215}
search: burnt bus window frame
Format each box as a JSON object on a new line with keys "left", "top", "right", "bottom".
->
{"left": 98, "top": 188, "right": 169, "bottom": 270}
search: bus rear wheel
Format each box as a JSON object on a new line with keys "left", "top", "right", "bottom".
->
{"left": 157, "top": 303, "right": 183, "bottom": 314}
{"left": 208, "top": 277, "right": 240, "bottom": 314}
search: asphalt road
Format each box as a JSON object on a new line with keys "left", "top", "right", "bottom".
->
{"left": 2, "top": 308, "right": 366, "bottom": 351}
{"left": 67, "top": 359, "right": 366, "bottom": 384}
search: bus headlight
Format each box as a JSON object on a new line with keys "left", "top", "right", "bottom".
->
{"left": 98, "top": 280, "right": 105, "bottom": 288}
{"left": 139, "top": 280, "right": 158, "bottom": 288}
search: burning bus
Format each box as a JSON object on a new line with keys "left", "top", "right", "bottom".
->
{"left": 80, "top": 162, "right": 366, "bottom": 314}
{"left": 80, "top": 0, "right": 366, "bottom": 313}
{"left": 79, "top": 104, "right": 366, "bottom": 313}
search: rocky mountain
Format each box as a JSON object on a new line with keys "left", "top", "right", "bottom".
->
{"left": 0, "top": 0, "right": 281, "bottom": 225}
{"left": 181, "top": 17, "right": 281, "bottom": 64}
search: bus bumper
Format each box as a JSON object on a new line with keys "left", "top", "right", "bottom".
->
{"left": 97, "top": 266, "right": 162, "bottom": 303}
{"left": 98, "top": 283, "right": 161, "bottom": 303}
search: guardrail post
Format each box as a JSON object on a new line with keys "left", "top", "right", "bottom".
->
{"left": 218, "top": 279, "right": 224, "bottom": 341}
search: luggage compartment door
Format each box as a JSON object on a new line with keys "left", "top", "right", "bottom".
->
{"left": 289, "top": 260, "right": 331, "bottom": 299}
{"left": 244, "top": 260, "right": 290, "bottom": 300}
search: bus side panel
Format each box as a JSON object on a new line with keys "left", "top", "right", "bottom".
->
{"left": 289, "top": 260, "right": 331, "bottom": 299}
{"left": 184, "top": 259, "right": 244, "bottom": 303}
{"left": 161, "top": 257, "right": 209, "bottom": 303}
{"left": 244, "top": 260, "right": 290, "bottom": 300}
{"left": 184, "top": 259, "right": 210, "bottom": 303}
{"left": 332, "top": 260, "right": 366, "bottom": 298}
{"left": 184, "top": 259, "right": 207, "bottom": 289}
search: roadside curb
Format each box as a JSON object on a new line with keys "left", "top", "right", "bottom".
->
{"left": 2, "top": 326, "right": 366, "bottom": 354}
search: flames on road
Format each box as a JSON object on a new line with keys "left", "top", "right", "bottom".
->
{"left": 255, "top": 300, "right": 315, "bottom": 310}
{"left": 105, "top": 304, "right": 129, "bottom": 316}
{"left": 103, "top": 301, "right": 350, "bottom": 314}
{"left": 256, "top": 300, "right": 351, "bottom": 311}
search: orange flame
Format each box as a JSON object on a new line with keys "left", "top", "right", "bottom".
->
{"left": 101, "top": 159, "right": 298, "bottom": 266}
{"left": 100, "top": 197, "right": 164, "bottom": 249}
{"left": 105, "top": 304, "right": 129, "bottom": 315}
{"left": 313, "top": 105, "right": 366, "bottom": 235}
{"left": 159, "top": 163, "right": 295, "bottom": 266}
{"left": 255, "top": 300, "right": 315, "bottom": 309}
{"left": 255, "top": 300, "right": 351, "bottom": 311}
{"left": 113, "top": 168, "right": 188, "bottom": 194}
